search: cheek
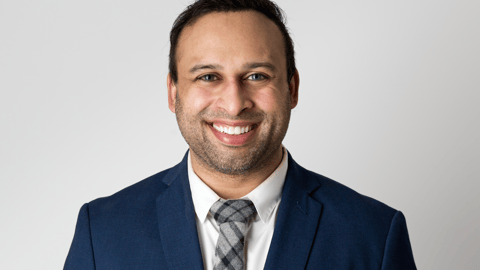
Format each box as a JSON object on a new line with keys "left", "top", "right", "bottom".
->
{"left": 196, "top": 90, "right": 216, "bottom": 108}
{"left": 182, "top": 87, "right": 216, "bottom": 113}
{"left": 251, "top": 88, "right": 289, "bottom": 112}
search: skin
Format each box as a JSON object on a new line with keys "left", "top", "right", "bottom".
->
{"left": 167, "top": 11, "right": 299, "bottom": 199}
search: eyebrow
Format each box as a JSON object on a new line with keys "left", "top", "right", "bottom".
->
{"left": 189, "top": 64, "right": 223, "bottom": 74}
{"left": 243, "top": 62, "right": 277, "bottom": 72}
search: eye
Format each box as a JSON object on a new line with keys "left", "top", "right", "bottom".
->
{"left": 247, "top": 73, "right": 267, "bottom": 81}
{"left": 198, "top": 74, "right": 218, "bottom": 81}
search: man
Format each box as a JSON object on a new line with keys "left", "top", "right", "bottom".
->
{"left": 64, "top": 0, "right": 417, "bottom": 269}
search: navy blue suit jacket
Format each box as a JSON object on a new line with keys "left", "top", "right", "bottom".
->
{"left": 65, "top": 152, "right": 416, "bottom": 269}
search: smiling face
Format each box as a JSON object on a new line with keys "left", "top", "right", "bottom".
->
{"left": 168, "top": 11, "right": 298, "bottom": 176}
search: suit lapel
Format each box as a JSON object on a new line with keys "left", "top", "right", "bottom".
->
{"left": 264, "top": 154, "right": 323, "bottom": 270}
{"left": 156, "top": 153, "right": 205, "bottom": 270}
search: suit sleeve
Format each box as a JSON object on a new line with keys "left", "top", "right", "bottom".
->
{"left": 64, "top": 203, "right": 96, "bottom": 270}
{"left": 380, "top": 211, "right": 417, "bottom": 270}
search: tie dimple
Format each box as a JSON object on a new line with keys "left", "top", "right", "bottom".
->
{"left": 209, "top": 199, "right": 257, "bottom": 270}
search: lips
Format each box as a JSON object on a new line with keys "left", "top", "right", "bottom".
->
{"left": 212, "top": 123, "right": 257, "bottom": 135}
{"left": 208, "top": 122, "right": 258, "bottom": 146}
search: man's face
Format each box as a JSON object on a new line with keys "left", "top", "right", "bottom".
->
{"left": 168, "top": 11, "right": 298, "bottom": 175}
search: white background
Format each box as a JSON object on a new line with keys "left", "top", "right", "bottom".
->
{"left": 1, "top": 0, "right": 479, "bottom": 269}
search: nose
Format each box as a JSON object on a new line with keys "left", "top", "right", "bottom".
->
{"left": 216, "top": 79, "right": 253, "bottom": 116}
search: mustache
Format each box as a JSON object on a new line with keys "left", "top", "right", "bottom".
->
{"left": 198, "top": 109, "right": 265, "bottom": 122}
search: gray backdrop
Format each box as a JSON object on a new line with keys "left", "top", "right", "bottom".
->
{"left": 1, "top": 0, "right": 479, "bottom": 269}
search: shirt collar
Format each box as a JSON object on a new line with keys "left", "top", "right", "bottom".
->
{"left": 188, "top": 148, "right": 288, "bottom": 224}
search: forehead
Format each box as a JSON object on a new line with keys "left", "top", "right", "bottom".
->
{"left": 176, "top": 11, "right": 285, "bottom": 71}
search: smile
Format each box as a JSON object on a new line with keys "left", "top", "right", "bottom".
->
{"left": 212, "top": 124, "right": 257, "bottom": 135}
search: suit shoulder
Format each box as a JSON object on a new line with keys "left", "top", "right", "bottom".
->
{"left": 86, "top": 167, "right": 172, "bottom": 216}
{"left": 290, "top": 163, "right": 416, "bottom": 268}
{"left": 302, "top": 167, "right": 398, "bottom": 223}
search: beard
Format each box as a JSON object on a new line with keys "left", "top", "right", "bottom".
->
{"left": 174, "top": 93, "right": 291, "bottom": 175}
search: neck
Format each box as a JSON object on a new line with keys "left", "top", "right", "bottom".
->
{"left": 190, "top": 147, "right": 284, "bottom": 199}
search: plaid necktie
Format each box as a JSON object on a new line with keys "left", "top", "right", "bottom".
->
{"left": 209, "top": 199, "right": 257, "bottom": 270}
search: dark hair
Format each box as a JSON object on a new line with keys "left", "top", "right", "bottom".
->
{"left": 169, "top": 0, "right": 296, "bottom": 84}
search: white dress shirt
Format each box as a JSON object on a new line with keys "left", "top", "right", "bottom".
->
{"left": 187, "top": 148, "right": 288, "bottom": 270}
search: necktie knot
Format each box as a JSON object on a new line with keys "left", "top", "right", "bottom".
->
{"left": 210, "top": 199, "right": 257, "bottom": 225}
{"left": 210, "top": 199, "right": 257, "bottom": 270}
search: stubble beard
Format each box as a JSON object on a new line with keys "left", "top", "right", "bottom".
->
{"left": 174, "top": 94, "right": 291, "bottom": 176}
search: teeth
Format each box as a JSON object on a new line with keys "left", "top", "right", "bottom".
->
{"left": 213, "top": 124, "right": 255, "bottom": 135}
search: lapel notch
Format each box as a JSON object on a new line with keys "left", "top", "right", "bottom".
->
{"left": 264, "top": 154, "right": 323, "bottom": 270}
{"left": 156, "top": 153, "right": 205, "bottom": 270}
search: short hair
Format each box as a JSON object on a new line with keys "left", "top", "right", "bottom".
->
{"left": 169, "top": 0, "right": 296, "bottom": 84}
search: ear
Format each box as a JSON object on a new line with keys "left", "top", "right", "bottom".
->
{"left": 167, "top": 73, "right": 177, "bottom": 113}
{"left": 288, "top": 69, "right": 299, "bottom": 109}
